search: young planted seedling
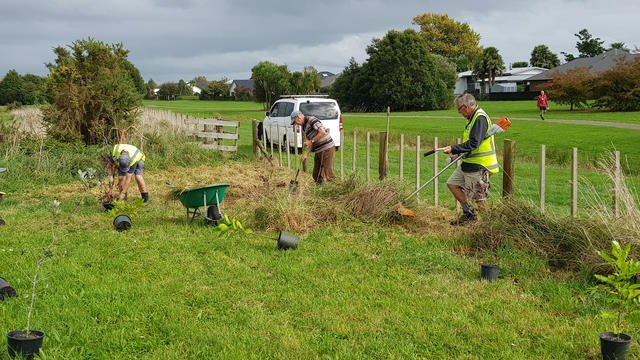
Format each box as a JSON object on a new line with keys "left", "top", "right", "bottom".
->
{"left": 106, "top": 199, "right": 146, "bottom": 231}
{"left": 593, "top": 241, "right": 640, "bottom": 359}
{"left": 7, "top": 200, "right": 61, "bottom": 358}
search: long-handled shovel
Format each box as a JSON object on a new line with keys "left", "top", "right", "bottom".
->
{"left": 289, "top": 147, "right": 310, "bottom": 195}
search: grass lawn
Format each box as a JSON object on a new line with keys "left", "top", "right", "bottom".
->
{"left": 1, "top": 103, "right": 639, "bottom": 359}
{"left": 1, "top": 161, "right": 637, "bottom": 359}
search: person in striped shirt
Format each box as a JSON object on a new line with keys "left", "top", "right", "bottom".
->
{"left": 290, "top": 110, "right": 336, "bottom": 184}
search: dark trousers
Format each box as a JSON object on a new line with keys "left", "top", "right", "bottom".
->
{"left": 312, "top": 147, "right": 335, "bottom": 184}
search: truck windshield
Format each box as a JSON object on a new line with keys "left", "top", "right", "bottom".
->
{"left": 300, "top": 102, "right": 339, "bottom": 120}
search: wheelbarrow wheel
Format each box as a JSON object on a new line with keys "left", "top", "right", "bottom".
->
{"left": 206, "top": 205, "right": 222, "bottom": 225}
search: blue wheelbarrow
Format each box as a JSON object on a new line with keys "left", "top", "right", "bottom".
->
{"left": 177, "top": 183, "right": 229, "bottom": 224}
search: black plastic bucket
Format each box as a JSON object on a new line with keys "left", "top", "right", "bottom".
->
{"left": 480, "top": 264, "right": 500, "bottom": 281}
{"left": 277, "top": 231, "right": 300, "bottom": 250}
{"left": 600, "top": 332, "right": 631, "bottom": 360}
{"left": 7, "top": 330, "right": 45, "bottom": 359}
{"left": 0, "top": 277, "right": 16, "bottom": 300}
{"left": 113, "top": 214, "right": 132, "bottom": 232}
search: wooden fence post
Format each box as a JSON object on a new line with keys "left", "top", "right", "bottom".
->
{"left": 539, "top": 144, "right": 546, "bottom": 212}
{"left": 502, "top": 139, "right": 515, "bottom": 198}
{"left": 571, "top": 147, "right": 578, "bottom": 218}
{"left": 252, "top": 120, "right": 260, "bottom": 158}
{"left": 379, "top": 131, "right": 388, "bottom": 180}
{"left": 340, "top": 131, "right": 344, "bottom": 179}
{"left": 416, "top": 135, "right": 420, "bottom": 198}
{"left": 277, "top": 124, "right": 283, "bottom": 167}
{"left": 203, "top": 124, "right": 215, "bottom": 145}
{"left": 613, "top": 150, "right": 621, "bottom": 217}
{"left": 269, "top": 125, "right": 274, "bottom": 158}
{"left": 286, "top": 132, "right": 291, "bottom": 169}
{"left": 433, "top": 137, "right": 439, "bottom": 206}
{"left": 262, "top": 123, "right": 267, "bottom": 155}
{"left": 352, "top": 131, "right": 357, "bottom": 174}
{"left": 366, "top": 132, "right": 371, "bottom": 183}
{"left": 399, "top": 134, "right": 404, "bottom": 180}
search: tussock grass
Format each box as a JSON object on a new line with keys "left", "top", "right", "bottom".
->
{"left": 472, "top": 152, "right": 640, "bottom": 274}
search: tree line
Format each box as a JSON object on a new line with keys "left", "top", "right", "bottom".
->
{"left": 1, "top": 14, "right": 637, "bottom": 147}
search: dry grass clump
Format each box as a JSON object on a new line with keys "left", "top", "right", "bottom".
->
{"left": 582, "top": 153, "right": 640, "bottom": 246}
{"left": 253, "top": 195, "right": 319, "bottom": 235}
{"left": 343, "top": 178, "right": 413, "bottom": 221}
{"left": 11, "top": 107, "right": 45, "bottom": 137}
{"left": 471, "top": 200, "right": 615, "bottom": 272}
{"left": 472, "top": 153, "right": 640, "bottom": 274}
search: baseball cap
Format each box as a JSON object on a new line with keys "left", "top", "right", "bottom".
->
{"left": 290, "top": 110, "right": 302, "bottom": 124}
{"left": 118, "top": 153, "right": 131, "bottom": 173}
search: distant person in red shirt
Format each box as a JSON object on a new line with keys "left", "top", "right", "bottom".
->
{"left": 537, "top": 90, "right": 548, "bottom": 120}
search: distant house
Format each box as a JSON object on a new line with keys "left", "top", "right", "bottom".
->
{"left": 455, "top": 67, "right": 547, "bottom": 95}
{"left": 527, "top": 49, "right": 640, "bottom": 91}
{"left": 191, "top": 85, "right": 202, "bottom": 95}
{"left": 318, "top": 71, "right": 338, "bottom": 88}
{"left": 229, "top": 79, "right": 255, "bottom": 97}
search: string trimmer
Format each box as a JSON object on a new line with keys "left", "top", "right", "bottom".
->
{"left": 395, "top": 116, "right": 511, "bottom": 218}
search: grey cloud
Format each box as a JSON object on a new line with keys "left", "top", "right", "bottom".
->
{"left": 1, "top": 0, "right": 639, "bottom": 82}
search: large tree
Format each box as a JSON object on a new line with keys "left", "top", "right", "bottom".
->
{"left": 177, "top": 79, "right": 192, "bottom": 96}
{"left": 199, "top": 78, "right": 230, "bottom": 100}
{"left": 530, "top": 45, "right": 560, "bottom": 69}
{"left": 473, "top": 46, "right": 504, "bottom": 93}
{"left": 251, "top": 61, "right": 291, "bottom": 109}
{"left": 158, "top": 82, "right": 179, "bottom": 100}
{"left": 511, "top": 61, "right": 529, "bottom": 68}
{"left": 609, "top": 42, "right": 629, "bottom": 51}
{"left": 575, "top": 29, "right": 605, "bottom": 58}
{"left": 413, "top": 13, "right": 482, "bottom": 71}
{"left": 592, "top": 58, "right": 640, "bottom": 111}
{"left": 0, "top": 70, "right": 25, "bottom": 105}
{"left": 44, "top": 38, "right": 143, "bottom": 144}
{"left": 548, "top": 67, "right": 594, "bottom": 110}
{"left": 290, "top": 66, "right": 321, "bottom": 95}
{"left": 332, "top": 30, "right": 456, "bottom": 111}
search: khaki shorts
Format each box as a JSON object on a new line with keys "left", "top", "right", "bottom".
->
{"left": 446, "top": 166, "right": 491, "bottom": 201}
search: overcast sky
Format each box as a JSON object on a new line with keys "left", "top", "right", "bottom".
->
{"left": 1, "top": 0, "right": 638, "bottom": 83}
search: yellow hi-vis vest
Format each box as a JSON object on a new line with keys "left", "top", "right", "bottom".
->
{"left": 112, "top": 144, "right": 145, "bottom": 166}
{"left": 462, "top": 109, "right": 499, "bottom": 174}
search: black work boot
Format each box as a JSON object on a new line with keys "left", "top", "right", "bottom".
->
{"left": 450, "top": 203, "right": 476, "bottom": 226}
{"left": 450, "top": 212, "right": 477, "bottom": 226}
{"left": 141, "top": 192, "right": 149, "bottom": 204}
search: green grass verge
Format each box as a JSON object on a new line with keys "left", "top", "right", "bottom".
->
{"left": 1, "top": 169, "right": 636, "bottom": 359}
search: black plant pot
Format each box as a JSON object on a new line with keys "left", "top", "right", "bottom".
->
{"left": 206, "top": 205, "right": 223, "bottom": 225}
{"left": 480, "top": 264, "right": 500, "bottom": 281}
{"left": 277, "top": 231, "right": 300, "bottom": 250}
{"left": 113, "top": 214, "right": 132, "bottom": 232}
{"left": 7, "top": 330, "right": 45, "bottom": 359}
{"left": 0, "top": 277, "right": 16, "bottom": 301}
{"left": 600, "top": 332, "right": 631, "bottom": 360}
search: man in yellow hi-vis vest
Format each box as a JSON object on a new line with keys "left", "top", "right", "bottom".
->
{"left": 107, "top": 144, "right": 149, "bottom": 203}
{"left": 442, "top": 94, "right": 499, "bottom": 225}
